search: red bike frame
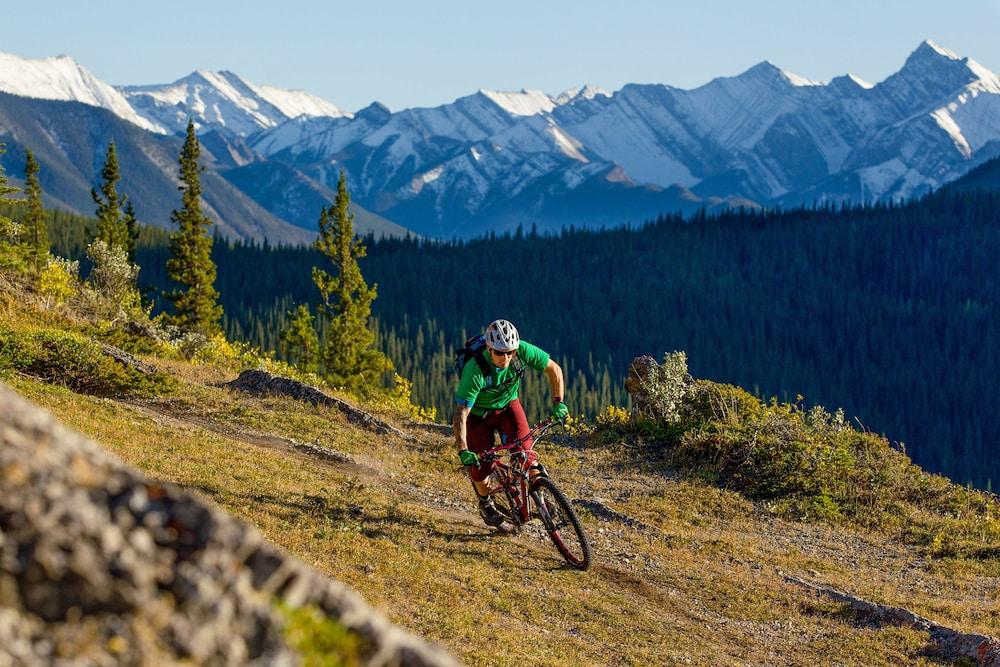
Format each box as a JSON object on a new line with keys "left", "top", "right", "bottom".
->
{"left": 477, "top": 419, "right": 557, "bottom": 527}
{"left": 473, "top": 418, "right": 592, "bottom": 570}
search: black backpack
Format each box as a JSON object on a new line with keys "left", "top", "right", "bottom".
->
{"left": 453, "top": 334, "right": 525, "bottom": 387}
{"left": 454, "top": 334, "right": 491, "bottom": 378}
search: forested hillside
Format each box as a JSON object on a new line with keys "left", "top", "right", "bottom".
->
{"left": 36, "top": 187, "right": 1000, "bottom": 490}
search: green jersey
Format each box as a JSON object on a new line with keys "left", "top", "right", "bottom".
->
{"left": 455, "top": 340, "right": 550, "bottom": 417}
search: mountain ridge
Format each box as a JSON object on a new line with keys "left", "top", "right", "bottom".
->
{"left": 3, "top": 41, "right": 1000, "bottom": 239}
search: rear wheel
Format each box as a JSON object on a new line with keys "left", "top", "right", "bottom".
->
{"left": 531, "top": 477, "right": 591, "bottom": 570}
{"left": 491, "top": 486, "right": 521, "bottom": 533}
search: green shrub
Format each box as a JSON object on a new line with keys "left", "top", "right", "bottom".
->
{"left": 38, "top": 255, "right": 79, "bottom": 307}
{"left": 85, "top": 320, "right": 162, "bottom": 356}
{"left": 0, "top": 326, "right": 175, "bottom": 398}
{"left": 80, "top": 239, "right": 144, "bottom": 322}
{"left": 679, "top": 380, "right": 765, "bottom": 425}
{"left": 606, "top": 353, "right": 1000, "bottom": 557}
{"left": 631, "top": 351, "right": 692, "bottom": 421}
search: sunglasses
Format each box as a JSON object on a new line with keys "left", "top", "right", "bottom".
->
{"left": 489, "top": 348, "right": 516, "bottom": 358}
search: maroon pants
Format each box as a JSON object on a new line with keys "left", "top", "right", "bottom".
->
{"left": 466, "top": 399, "right": 538, "bottom": 482}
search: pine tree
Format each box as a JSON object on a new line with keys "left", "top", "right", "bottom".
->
{"left": 91, "top": 142, "right": 128, "bottom": 251}
{"left": 22, "top": 150, "right": 48, "bottom": 275}
{"left": 312, "top": 171, "right": 392, "bottom": 390}
{"left": 123, "top": 199, "right": 139, "bottom": 262}
{"left": 166, "top": 121, "right": 223, "bottom": 335}
{"left": 0, "top": 145, "right": 21, "bottom": 237}
{"left": 279, "top": 303, "right": 320, "bottom": 373}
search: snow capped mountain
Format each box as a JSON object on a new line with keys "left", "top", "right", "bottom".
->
{"left": 479, "top": 89, "right": 556, "bottom": 116}
{"left": 121, "top": 70, "right": 349, "bottom": 136}
{"left": 253, "top": 84, "right": 348, "bottom": 121}
{"left": 2, "top": 40, "right": 1000, "bottom": 239}
{"left": 0, "top": 51, "right": 166, "bottom": 133}
{"left": 554, "top": 85, "right": 610, "bottom": 105}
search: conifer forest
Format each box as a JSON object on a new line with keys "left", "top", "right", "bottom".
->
{"left": 38, "top": 187, "right": 1000, "bottom": 490}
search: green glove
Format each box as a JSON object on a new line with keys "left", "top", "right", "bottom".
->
{"left": 551, "top": 401, "right": 569, "bottom": 422}
{"left": 458, "top": 449, "right": 480, "bottom": 467}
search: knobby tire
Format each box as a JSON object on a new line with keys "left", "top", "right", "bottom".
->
{"left": 531, "top": 476, "right": 591, "bottom": 570}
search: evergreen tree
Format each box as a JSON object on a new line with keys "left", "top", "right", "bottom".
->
{"left": 0, "top": 145, "right": 21, "bottom": 237}
{"left": 22, "top": 150, "right": 48, "bottom": 275}
{"left": 166, "top": 121, "right": 222, "bottom": 335}
{"left": 280, "top": 303, "right": 320, "bottom": 373}
{"left": 123, "top": 199, "right": 139, "bottom": 263}
{"left": 91, "top": 142, "right": 128, "bottom": 250}
{"left": 312, "top": 171, "right": 391, "bottom": 390}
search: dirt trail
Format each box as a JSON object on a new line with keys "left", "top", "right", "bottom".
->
{"left": 123, "top": 400, "right": 378, "bottom": 478}
{"left": 122, "top": 397, "right": 604, "bottom": 567}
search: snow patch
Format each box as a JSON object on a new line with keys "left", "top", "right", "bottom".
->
{"left": 252, "top": 84, "right": 349, "bottom": 119}
{"left": 965, "top": 59, "right": 1000, "bottom": 92}
{"left": 923, "top": 39, "right": 961, "bottom": 60}
{"left": 545, "top": 123, "right": 589, "bottom": 162}
{"left": 480, "top": 89, "right": 555, "bottom": 116}
{"left": 780, "top": 69, "right": 822, "bottom": 87}
{"left": 421, "top": 164, "right": 444, "bottom": 184}
{"left": 846, "top": 74, "right": 874, "bottom": 89}
{"left": 931, "top": 108, "right": 972, "bottom": 157}
{"left": 938, "top": 83, "right": 1000, "bottom": 153}
{"left": 409, "top": 164, "right": 446, "bottom": 195}
{"left": 555, "top": 85, "right": 611, "bottom": 105}
{"left": 562, "top": 167, "right": 587, "bottom": 189}
{"left": 859, "top": 158, "right": 909, "bottom": 200}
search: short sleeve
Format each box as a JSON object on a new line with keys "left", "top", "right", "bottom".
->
{"left": 454, "top": 355, "right": 487, "bottom": 407}
{"left": 518, "top": 341, "right": 550, "bottom": 371}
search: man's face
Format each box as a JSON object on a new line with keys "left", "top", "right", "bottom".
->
{"left": 488, "top": 346, "right": 516, "bottom": 369}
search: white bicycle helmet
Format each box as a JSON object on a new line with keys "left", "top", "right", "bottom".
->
{"left": 485, "top": 319, "right": 520, "bottom": 352}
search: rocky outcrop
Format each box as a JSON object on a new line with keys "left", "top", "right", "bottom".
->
{"left": 623, "top": 355, "right": 658, "bottom": 416}
{"left": 0, "top": 383, "right": 457, "bottom": 666}
{"left": 784, "top": 574, "right": 1000, "bottom": 666}
{"left": 225, "top": 370, "right": 411, "bottom": 440}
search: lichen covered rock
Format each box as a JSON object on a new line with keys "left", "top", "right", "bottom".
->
{"left": 0, "top": 383, "right": 456, "bottom": 666}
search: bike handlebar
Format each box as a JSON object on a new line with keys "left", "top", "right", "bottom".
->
{"left": 479, "top": 419, "right": 558, "bottom": 460}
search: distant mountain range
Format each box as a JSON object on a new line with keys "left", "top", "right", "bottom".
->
{"left": 1, "top": 40, "right": 999, "bottom": 241}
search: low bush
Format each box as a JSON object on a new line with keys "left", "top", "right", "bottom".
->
{"left": 0, "top": 326, "right": 175, "bottom": 398}
{"left": 38, "top": 255, "right": 79, "bottom": 308}
{"left": 597, "top": 352, "right": 1000, "bottom": 555}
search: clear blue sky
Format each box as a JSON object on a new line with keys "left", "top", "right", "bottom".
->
{"left": 5, "top": 0, "right": 999, "bottom": 112}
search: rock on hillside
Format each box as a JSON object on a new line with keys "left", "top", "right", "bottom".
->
{"left": 0, "top": 383, "right": 457, "bottom": 666}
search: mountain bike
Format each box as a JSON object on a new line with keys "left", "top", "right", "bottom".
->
{"left": 477, "top": 419, "right": 592, "bottom": 571}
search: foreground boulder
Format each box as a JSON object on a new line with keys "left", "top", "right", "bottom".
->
{"left": 0, "top": 383, "right": 456, "bottom": 666}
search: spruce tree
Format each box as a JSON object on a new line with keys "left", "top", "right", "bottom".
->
{"left": 91, "top": 142, "right": 127, "bottom": 251}
{"left": 279, "top": 303, "right": 320, "bottom": 373}
{"left": 123, "top": 199, "right": 139, "bottom": 263}
{"left": 23, "top": 150, "right": 48, "bottom": 275}
{"left": 312, "top": 171, "right": 392, "bottom": 390}
{"left": 166, "top": 121, "right": 223, "bottom": 335}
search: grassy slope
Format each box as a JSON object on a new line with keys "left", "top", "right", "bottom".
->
{"left": 7, "top": 347, "right": 998, "bottom": 666}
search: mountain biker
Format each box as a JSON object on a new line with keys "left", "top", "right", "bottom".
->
{"left": 453, "top": 319, "right": 568, "bottom": 527}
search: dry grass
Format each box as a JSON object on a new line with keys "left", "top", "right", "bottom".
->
{"left": 11, "top": 365, "right": 998, "bottom": 666}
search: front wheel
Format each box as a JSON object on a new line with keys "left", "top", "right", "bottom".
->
{"left": 531, "top": 477, "right": 591, "bottom": 570}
